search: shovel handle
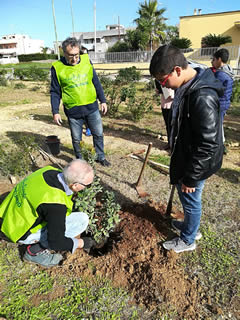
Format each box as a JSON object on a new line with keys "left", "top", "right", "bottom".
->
{"left": 136, "top": 142, "right": 152, "bottom": 187}
{"left": 166, "top": 184, "right": 176, "bottom": 215}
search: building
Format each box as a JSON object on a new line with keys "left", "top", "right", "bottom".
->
{"left": 0, "top": 34, "right": 44, "bottom": 57}
{"left": 179, "top": 10, "right": 240, "bottom": 48}
{"left": 54, "top": 24, "right": 132, "bottom": 54}
{"left": 74, "top": 24, "right": 129, "bottom": 53}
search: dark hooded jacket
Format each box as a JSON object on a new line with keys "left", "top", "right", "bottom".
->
{"left": 170, "top": 68, "right": 224, "bottom": 187}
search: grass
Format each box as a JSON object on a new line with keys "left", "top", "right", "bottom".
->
{"left": 181, "top": 222, "right": 239, "bottom": 306}
{"left": 0, "top": 243, "right": 140, "bottom": 320}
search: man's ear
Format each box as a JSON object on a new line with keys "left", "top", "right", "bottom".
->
{"left": 69, "top": 183, "right": 75, "bottom": 192}
{"left": 175, "top": 66, "right": 182, "bottom": 77}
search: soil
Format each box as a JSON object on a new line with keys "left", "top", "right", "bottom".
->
{"left": 54, "top": 202, "right": 199, "bottom": 318}
{"left": 0, "top": 83, "right": 239, "bottom": 319}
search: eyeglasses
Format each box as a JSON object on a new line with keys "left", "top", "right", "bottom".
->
{"left": 74, "top": 182, "right": 92, "bottom": 188}
{"left": 157, "top": 69, "right": 174, "bottom": 86}
{"left": 66, "top": 53, "right": 79, "bottom": 59}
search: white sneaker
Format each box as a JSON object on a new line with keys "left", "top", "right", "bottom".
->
{"left": 163, "top": 237, "right": 196, "bottom": 253}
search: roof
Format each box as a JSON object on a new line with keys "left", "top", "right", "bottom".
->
{"left": 180, "top": 10, "right": 240, "bottom": 19}
{"left": 73, "top": 27, "right": 134, "bottom": 40}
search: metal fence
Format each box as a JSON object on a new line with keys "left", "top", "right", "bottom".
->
{"left": 89, "top": 45, "right": 240, "bottom": 66}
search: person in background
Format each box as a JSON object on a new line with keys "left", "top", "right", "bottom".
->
{"left": 211, "top": 48, "right": 234, "bottom": 154}
{"left": 0, "top": 159, "right": 96, "bottom": 267}
{"left": 155, "top": 79, "right": 174, "bottom": 149}
{"left": 150, "top": 44, "right": 224, "bottom": 253}
{"left": 50, "top": 37, "right": 110, "bottom": 167}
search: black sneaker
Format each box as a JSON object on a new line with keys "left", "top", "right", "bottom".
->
{"left": 96, "top": 159, "right": 111, "bottom": 167}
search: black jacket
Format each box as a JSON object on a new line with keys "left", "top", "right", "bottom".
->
{"left": 170, "top": 68, "right": 224, "bottom": 187}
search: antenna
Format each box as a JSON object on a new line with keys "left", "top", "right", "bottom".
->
{"left": 94, "top": 1, "right": 96, "bottom": 58}
{"left": 51, "top": 0, "right": 60, "bottom": 60}
{"left": 70, "top": 0, "right": 75, "bottom": 37}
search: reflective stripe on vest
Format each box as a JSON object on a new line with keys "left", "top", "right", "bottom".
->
{"left": 0, "top": 166, "right": 73, "bottom": 242}
{"left": 52, "top": 54, "right": 97, "bottom": 109}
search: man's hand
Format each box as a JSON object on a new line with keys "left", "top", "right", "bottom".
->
{"left": 181, "top": 183, "right": 195, "bottom": 193}
{"left": 53, "top": 113, "right": 62, "bottom": 126}
{"left": 101, "top": 103, "right": 107, "bottom": 115}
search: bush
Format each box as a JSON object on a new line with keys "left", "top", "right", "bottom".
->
{"left": 18, "top": 53, "right": 57, "bottom": 62}
{"left": 201, "top": 34, "right": 232, "bottom": 48}
{"left": 0, "top": 69, "right": 8, "bottom": 86}
{"left": 73, "top": 145, "right": 121, "bottom": 243}
{"left": 171, "top": 37, "right": 192, "bottom": 49}
{"left": 0, "top": 136, "right": 38, "bottom": 176}
{"left": 231, "top": 79, "right": 240, "bottom": 103}
{"left": 14, "top": 67, "right": 49, "bottom": 81}
{"left": 14, "top": 83, "right": 27, "bottom": 89}
{"left": 115, "top": 66, "right": 141, "bottom": 83}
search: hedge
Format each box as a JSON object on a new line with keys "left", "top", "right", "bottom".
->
{"left": 18, "top": 53, "right": 58, "bottom": 62}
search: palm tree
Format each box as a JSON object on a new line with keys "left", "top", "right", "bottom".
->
{"left": 134, "top": 0, "right": 167, "bottom": 52}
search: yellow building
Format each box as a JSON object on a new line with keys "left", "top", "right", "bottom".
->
{"left": 179, "top": 10, "right": 240, "bottom": 48}
{"left": 179, "top": 10, "right": 240, "bottom": 68}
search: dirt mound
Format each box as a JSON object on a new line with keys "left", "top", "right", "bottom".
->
{"left": 54, "top": 201, "right": 200, "bottom": 318}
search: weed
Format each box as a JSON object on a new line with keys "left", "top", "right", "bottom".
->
{"left": 14, "top": 82, "right": 27, "bottom": 89}
{"left": 30, "top": 85, "right": 41, "bottom": 91}
{"left": 149, "top": 154, "right": 170, "bottom": 166}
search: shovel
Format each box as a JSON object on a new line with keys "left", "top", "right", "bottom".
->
{"left": 135, "top": 142, "right": 152, "bottom": 198}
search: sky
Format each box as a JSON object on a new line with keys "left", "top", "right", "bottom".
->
{"left": 0, "top": 0, "right": 239, "bottom": 48}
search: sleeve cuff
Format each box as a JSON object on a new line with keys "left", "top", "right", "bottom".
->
{"left": 71, "top": 238, "right": 79, "bottom": 254}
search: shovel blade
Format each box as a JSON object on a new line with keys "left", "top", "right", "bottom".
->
{"left": 136, "top": 184, "right": 150, "bottom": 198}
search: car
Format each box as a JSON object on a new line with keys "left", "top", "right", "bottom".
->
{"left": 0, "top": 55, "right": 19, "bottom": 65}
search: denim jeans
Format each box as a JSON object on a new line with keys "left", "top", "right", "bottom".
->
{"left": 18, "top": 212, "right": 89, "bottom": 253}
{"left": 176, "top": 180, "right": 205, "bottom": 244}
{"left": 68, "top": 109, "right": 105, "bottom": 161}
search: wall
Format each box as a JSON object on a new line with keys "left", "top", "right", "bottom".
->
{"left": 179, "top": 11, "right": 240, "bottom": 48}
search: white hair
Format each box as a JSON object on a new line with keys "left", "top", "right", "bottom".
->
{"left": 63, "top": 159, "right": 93, "bottom": 185}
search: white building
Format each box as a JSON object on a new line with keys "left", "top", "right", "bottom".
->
{"left": 0, "top": 34, "right": 44, "bottom": 57}
{"left": 54, "top": 24, "right": 134, "bottom": 54}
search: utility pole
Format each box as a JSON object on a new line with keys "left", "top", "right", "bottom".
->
{"left": 118, "top": 16, "right": 120, "bottom": 40}
{"left": 70, "top": 0, "right": 75, "bottom": 37}
{"left": 94, "top": 0, "right": 97, "bottom": 58}
{"left": 52, "top": 0, "right": 60, "bottom": 59}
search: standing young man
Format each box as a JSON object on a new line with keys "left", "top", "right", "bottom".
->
{"left": 51, "top": 37, "right": 110, "bottom": 167}
{"left": 150, "top": 45, "right": 224, "bottom": 253}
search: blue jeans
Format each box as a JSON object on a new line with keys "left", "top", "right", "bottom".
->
{"left": 176, "top": 180, "right": 205, "bottom": 244}
{"left": 68, "top": 109, "right": 105, "bottom": 161}
{"left": 18, "top": 212, "right": 89, "bottom": 253}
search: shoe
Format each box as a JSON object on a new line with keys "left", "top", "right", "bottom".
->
{"left": 23, "top": 248, "right": 63, "bottom": 267}
{"left": 85, "top": 128, "right": 92, "bottom": 136}
{"left": 171, "top": 220, "right": 202, "bottom": 240}
{"left": 163, "top": 237, "right": 196, "bottom": 253}
{"left": 96, "top": 159, "right": 111, "bottom": 167}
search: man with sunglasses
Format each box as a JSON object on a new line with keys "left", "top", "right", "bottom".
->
{"left": 150, "top": 45, "right": 224, "bottom": 253}
{"left": 0, "top": 159, "right": 96, "bottom": 267}
{"left": 51, "top": 37, "right": 110, "bottom": 167}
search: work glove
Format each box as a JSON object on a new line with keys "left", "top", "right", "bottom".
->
{"left": 82, "top": 237, "right": 97, "bottom": 253}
